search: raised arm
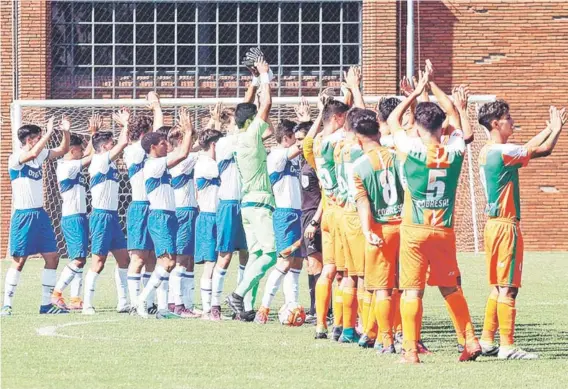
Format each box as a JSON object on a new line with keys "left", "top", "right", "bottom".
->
{"left": 255, "top": 59, "right": 272, "bottom": 123}
{"left": 452, "top": 85, "right": 474, "bottom": 144}
{"left": 147, "top": 91, "right": 163, "bottom": 131}
{"left": 167, "top": 107, "right": 194, "bottom": 168}
{"left": 425, "top": 60, "right": 460, "bottom": 131}
{"left": 109, "top": 109, "right": 130, "bottom": 161}
{"left": 206, "top": 102, "right": 223, "bottom": 130}
{"left": 303, "top": 93, "right": 329, "bottom": 168}
{"left": 530, "top": 106, "right": 566, "bottom": 159}
{"left": 400, "top": 76, "right": 417, "bottom": 128}
{"left": 344, "top": 66, "right": 365, "bottom": 109}
{"left": 388, "top": 71, "right": 428, "bottom": 132}
{"left": 294, "top": 97, "right": 312, "bottom": 123}
{"left": 80, "top": 114, "right": 101, "bottom": 167}
{"left": 18, "top": 117, "right": 55, "bottom": 164}
{"left": 262, "top": 119, "right": 275, "bottom": 141}
{"left": 47, "top": 116, "right": 71, "bottom": 159}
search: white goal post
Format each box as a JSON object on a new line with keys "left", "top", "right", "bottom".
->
{"left": 9, "top": 95, "right": 495, "bottom": 256}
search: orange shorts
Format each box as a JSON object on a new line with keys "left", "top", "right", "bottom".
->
{"left": 484, "top": 218, "right": 524, "bottom": 288}
{"left": 364, "top": 222, "right": 400, "bottom": 290}
{"left": 399, "top": 224, "right": 460, "bottom": 289}
{"left": 334, "top": 207, "right": 346, "bottom": 271}
{"left": 322, "top": 206, "right": 343, "bottom": 268}
{"left": 341, "top": 210, "right": 366, "bottom": 277}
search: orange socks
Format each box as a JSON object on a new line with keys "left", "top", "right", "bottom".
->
{"left": 357, "top": 289, "right": 364, "bottom": 328}
{"left": 333, "top": 285, "right": 344, "bottom": 328}
{"left": 401, "top": 296, "right": 422, "bottom": 352}
{"left": 481, "top": 294, "right": 499, "bottom": 343}
{"left": 366, "top": 293, "right": 378, "bottom": 339}
{"left": 315, "top": 277, "right": 332, "bottom": 330}
{"left": 444, "top": 290, "right": 476, "bottom": 343}
{"left": 361, "top": 291, "right": 373, "bottom": 334}
{"left": 375, "top": 296, "right": 394, "bottom": 347}
{"left": 342, "top": 287, "right": 358, "bottom": 329}
{"left": 392, "top": 289, "right": 402, "bottom": 334}
{"left": 497, "top": 297, "right": 516, "bottom": 346}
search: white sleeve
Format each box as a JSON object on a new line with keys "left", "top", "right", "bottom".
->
{"left": 150, "top": 157, "right": 168, "bottom": 178}
{"left": 8, "top": 152, "right": 22, "bottom": 170}
{"left": 36, "top": 148, "right": 50, "bottom": 164}
{"left": 195, "top": 158, "right": 219, "bottom": 180}
{"left": 268, "top": 148, "right": 288, "bottom": 174}
{"left": 186, "top": 153, "right": 198, "bottom": 171}
{"left": 447, "top": 129, "right": 466, "bottom": 154}
{"left": 89, "top": 152, "right": 111, "bottom": 176}
{"left": 67, "top": 159, "right": 82, "bottom": 178}
{"left": 393, "top": 130, "right": 412, "bottom": 154}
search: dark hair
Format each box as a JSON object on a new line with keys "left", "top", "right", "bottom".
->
{"left": 377, "top": 97, "right": 402, "bottom": 122}
{"left": 275, "top": 119, "right": 296, "bottom": 143}
{"left": 478, "top": 99, "right": 509, "bottom": 131}
{"left": 322, "top": 100, "right": 349, "bottom": 124}
{"left": 293, "top": 121, "right": 313, "bottom": 134}
{"left": 198, "top": 129, "right": 223, "bottom": 150}
{"left": 92, "top": 131, "right": 114, "bottom": 152}
{"left": 235, "top": 103, "right": 258, "bottom": 129}
{"left": 351, "top": 109, "right": 379, "bottom": 137}
{"left": 17, "top": 124, "right": 41, "bottom": 144}
{"left": 141, "top": 132, "right": 166, "bottom": 154}
{"left": 128, "top": 115, "right": 153, "bottom": 142}
{"left": 415, "top": 102, "right": 446, "bottom": 133}
{"left": 167, "top": 127, "right": 185, "bottom": 148}
{"left": 346, "top": 107, "right": 365, "bottom": 131}
{"left": 69, "top": 133, "right": 83, "bottom": 148}
{"left": 156, "top": 126, "right": 172, "bottom": 138}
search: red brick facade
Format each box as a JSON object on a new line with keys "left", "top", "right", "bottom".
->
{"left": 1, "top": 1, "right": 567, "bottom": 255}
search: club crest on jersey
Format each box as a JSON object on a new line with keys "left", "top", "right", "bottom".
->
{"left": 301, "top": 174, "right": 310, "bottom": 188}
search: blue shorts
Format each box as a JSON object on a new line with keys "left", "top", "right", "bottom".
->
{"left": 273, "top": 208, "right": 303, "bottom": 258}
{"left": 61, "top": 213, "right": 89, "bottom": 259}
{"left": 176, "top": 207, "right": 198, "bottom": 256}
{"left": 127, "top": 201, "right": 154, "bottom": 251}
{"left": 89, "top": 209, "right": 127, "bottom": 256}
{"left": 10, "top": 208, "right": 57, "bottom": 257}
{"left": 216, "top": 200, "right": 247, "bottom": 253}
{"left": 195, "top": 212, "right": 217, "bottom": 264}
{"left": 148, "top": 210, "right": 178, "bottom": 257}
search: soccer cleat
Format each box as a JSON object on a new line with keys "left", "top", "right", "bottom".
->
{"left": 116, "top": 303, "right": 130, "bottom": 314}
{"left": 136, "top": 300, "right": 149, "bottom": 318}
{"left": 0, "top": 306, "right": 12, "bottom": 316}
{"left": 417, "top": 340, "right": 433, "bottom": 355}
{"left": 51, "top": 293, "right": 69, "bottom": 310}
{"left": 331, "top": 326, "right": 343, "bottom": 342}
{"left": 459, "top": 339, "right": 482, "bottom": 362}
{"left": 480, "top": 340, "right": 499, "bottom": 357}
{"left": 358, "top": 334, "right": 376, "bottom": 348}
{"left": 68, "top": 297, "right": 83, "bottom": 311}
{"left": 40, "top": 303, "right": 69, "bottom": 314}
{"left": 147, "top": 304, "right": 158, "bottom": 315}
{"left": 156, "top": 309, "right": 182, "bottom": 319}
{"left": 398, "top": 350, "right": 421, "bottom": 364}
{"left": 457, "top": 343, "right": 465, "bottom": 354}
{"left": 168, "top": 303, "right": 176, "bottom": 313}
{"left": 498, "top": 347, "right": 538, "bottom": 360}
{"left": 226, "top": 293, "right": 245, "bottom": 315}
{"left": 82, "top": 306, "right": 96, "bottom": 315}
{"left": 254, "top": 306, "right": 270, "bottom": 324}
{"left": 175, "top": 305, "right": 201, "bottom": 319}
{"left": 378, "top": 344, "right": 396, "bottom": 355}
{"left": 210, "top": 306, "right": 222, "bottom": 321}
{"left": 201, "top": 311, "right": 211, "bottom": 320}
{"left": 338, "top": 328, "right": 360, "bottom": 344}
{"left": 315, "top": 328, "right": 328, "bottom": 340}
{"left": 304, "top": 314, "right": 317, "bottom": 326}
{"left": 374, "top": 342, "right": 384, "bottom": 353}
{"left": 238, "top": 310, "right": 256, "bottom": 322}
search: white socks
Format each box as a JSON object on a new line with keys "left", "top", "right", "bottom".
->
{"left": 3, "top": 268, "right": 21, "bottom": 307}
{"left": 41, "top": 269, "right": 57, "bottom": 306}
{"left": 54, "top": 263, "right": 79, "bottom": 293}
{"left": 211, "top": 266, "right": 227, "bottom": 307}
{"left": 169, "top": 266, "right": 186, "bottom": 306}
{"left": 237, "top": 264, "right": 245, "bottom": 285}
{"left": 114, "top": 267, "right": 129, "bottom": 308}
{"left": 84, "top": 270, "right": 99, "bottom": 308}
{"left": 156, "top": 275, "right": 169, "bottom": 311}
{"left": 200, "top": 277, "right": 212, "bottom": 313}
{"left": 127, "top": 272, "right": 141, "bottom": 304}
{"left": 138, "top": 266, "right": 168, "bottom": 307}
{"left": 261, "top": 267, "right": 287, "bottom": 309}
{"left": 183, "top": 271, "right": 195, "bottom": 309}
{"left": 142, "top": 272, "right": 155, "bottom": 307}
{"left": 70, "top": 269, "right": 83, "bottom": 299}
{"left": 283, "top": 268, "right": 301, "bottom": 304}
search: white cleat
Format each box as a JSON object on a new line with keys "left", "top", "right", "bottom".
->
{"left": 136, "top": 300, "right": 149, "bottom": 318}
{"left": 498, "top": 347, "right": 538, "bottom": 360}
{"left": 82, "top": 306, "right": 96, "bottom": 315}
{"left": 116, "top": 303, "right": 130, "bottom": 314}
{"left": 480, "top": 340, "right": 499, "bottom": 357}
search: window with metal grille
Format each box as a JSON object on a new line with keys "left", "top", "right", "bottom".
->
{"left": 50, "top": 1, "right": 362, "bottom": 99}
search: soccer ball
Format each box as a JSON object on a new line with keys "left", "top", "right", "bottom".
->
{"left": 278, "top": 302, "right": 306, "bottom": 327}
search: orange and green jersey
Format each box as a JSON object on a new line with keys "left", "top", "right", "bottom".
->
{"left": 353, "top": 144, "right": 404, "bottom": 224}
{"left": 478, "top": 141, "right": 531, "bottom": 221}
{"left": 333, "top": 137, "right": 347, "bottom": 207}
{"left": 337, "top": 135, "right": 364, "bottom": 211}
{"left": 394, "top": 129, "right": 466, "bottom": 229}
{"left": 313, "top": 130, "right": 344, "bottom": 206}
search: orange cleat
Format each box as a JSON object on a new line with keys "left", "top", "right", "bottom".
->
{"left": 398, "top": 350, "right": 421, "bottom": 364}
{"left": 254, "top": 306, "right": 270, "bottom": 324}
{"left": 459, "top": 339, "right": 482, "bottom": 362}
{"left": 68, "top": 297, "right": 83, "bottom": 311}
{"left": 50, "top": 292, "right": 69, "bottom": 310}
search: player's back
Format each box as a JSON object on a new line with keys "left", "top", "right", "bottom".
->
{"left": 123, "top": 142, "right": 148, "bottom": 202}
{"left": 267, "top": 148, "right": 301, "bottom": 210}
{"left": 143, "top": 156, "right": 175, "bottom": 211}
{"left": 337, "top": 135, "right": 364, "bottom": 211}
{"left": 170, "top": 153, "right": 198, "bottom": 209}
{"left": 56, "top": 159, "right": 87, "bottom": 217}
{"left": 235, "top": 118, "right": 271, "bottom": 196}
{"left": 194, "top": 154, "right": 220, "bottom": 213}
{"left": 89, "top": 152, "right": 120, "bottom": 211}
{"left": 216, "top": 134, "right": 242, "bottom": 200}
{"left": 314, "top": 129, "right": 344, "bottom": 206}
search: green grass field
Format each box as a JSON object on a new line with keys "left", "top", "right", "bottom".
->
{"left": 1, "top": 253, "right": 568, "bottom": 389}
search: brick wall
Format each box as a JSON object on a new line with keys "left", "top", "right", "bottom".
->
{"left": 0, "top": 0, "right": 50, "bottom": 256}
{"left": 362, "top": 0, "right": 568, "bottom": 250}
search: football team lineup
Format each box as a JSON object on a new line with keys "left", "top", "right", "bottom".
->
{"left": 3, "top": 47, "right": 567, "bottom": 369}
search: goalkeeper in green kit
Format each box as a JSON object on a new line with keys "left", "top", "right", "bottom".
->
{"left": 226, "top": 53, "right": 278, "bottom": 319}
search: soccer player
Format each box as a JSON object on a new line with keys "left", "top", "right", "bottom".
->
{"left": 123, "top": 114, "right": 157, "bottom": 314}
{"left": 477, "top": 102, "right": 566, "bottom": 360}
{"left": 84, "top": 110, "right": 131, "bottom": 315}
{"left": 51, "top": 116, "right": 98, "bottom": 311}
{"left": 303, "top": 95, "right": 350, "bottom": 339}
{"left": 254, "top": 120, "right": 304, "bottom": 323}
{"left": 135, "top": 108, "right": 194, "bottom": 319}
{"left": 193, "top": 129, "right": 224, "bottom": 319}
{"left": 387, "top": 61, "right": 481, "bottom": 363}
{"left": 351, "top": 109, "right": 404, "bottom": 354}
{"left": 226, "top": 59, "right": 278, "bottom": 318}
{"left": 2, "top": 117, "right": 70, "bottom": 316}
{"left": 168, "top": 125, "right": 200, "bottom": 318}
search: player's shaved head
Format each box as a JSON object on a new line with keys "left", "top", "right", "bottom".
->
{"left": 69, "top": 133, "right": 83, "bottom": 148}
{"left": 293, "top": 121, "right": 313, "bottom": 135}
{"left": 351, "top": 109, "right": 379, "bottom": 137}
{"left": 128, "top": 115, "right": 153, "bottom": 142}
{"left": 415, "top": 102, "right": 446, "bottom": 133}
{"left": 198, "top": 129, "right": 223, "bottom": 151}
{"left": 141, "top": 132, "right": 166, "bottom": 154}
{"left": 235, "top": 103, "right": 258, "bottom": 129}
{"left": 17, "top": 124, "right": 41, "bottom": 144}
{"left": 322, "top": 100, "right": 349, "bottom": 124}
{"left": 377, "top": 97, "right": 402, "bottom": 123}
{"left": 478, "top": 99, "right": 510, "bottom": 131}
{"left": 92, "top": 131, "right": 114, "bottom": 153}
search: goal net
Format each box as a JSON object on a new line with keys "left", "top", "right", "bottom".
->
{"left": 10, "top": 95, "right": 494, "bottom": 256}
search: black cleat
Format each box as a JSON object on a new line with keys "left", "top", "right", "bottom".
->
{"left": 331, "top": 326, "right": 343, "bottom": 342}
{"left": 315, "top": 330, "right": 328, "bottom": 340}
{"left": 147, "top": 304, "right": 158, "bottom": 315}
{"left": 226, "top": 293, "right": 245, "bottom": 315}
{"left": 239, "top": 310, "right": 256, "bottom": 322}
